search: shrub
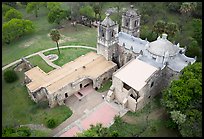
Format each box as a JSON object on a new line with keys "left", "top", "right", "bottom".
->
{"left": 114, "top": 115, "right": 123, "bottom": 124}
{"left": 4, "top": 70, "right": 18, "bottom": 83}
{"left": 4, "top": 8, "right": 23, "bottom": 21}
{"left": 46, "top": 118, "right": 56, "bottom": 128}
{"left": 16, "top": 126, "right": 31, "bottom": 136}
{"left": 165, "top": 118, "right": 178, "bottom": 129}
{"left": 2, "top": 127, "right": 16, "bottom": 137}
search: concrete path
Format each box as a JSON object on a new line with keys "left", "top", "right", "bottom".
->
{"left": 2, "top": 45, "right": 96, "bottom": 71}
{"left": 38, "top": 52, "right": 61, "bottom": 69}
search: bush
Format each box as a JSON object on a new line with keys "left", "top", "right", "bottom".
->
{"left": 4, "top": 70, "right": 18, "bottom": 83}
{"left": 16, "top": 126, "right": 31, "bottom": 136}
{"left": 2, "top": 127, "right": 16, "bottom": 137}
{"left": 165, "top": 119, "right": 177, "bottom": 129}
{"left": 2, "top": 4, "right": 14, "bottom": 16}
{"left": 2, "top": 126, "right": 31, "bottom": 137}
{"left": 46, "top": 118, "right": 56, "bottom": 128}
{"left": 4, "top": 8, "right": 23, "bottom": 21}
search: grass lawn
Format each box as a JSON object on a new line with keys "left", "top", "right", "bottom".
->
{"left": 97, "top": 80, "right": 112, "bottom": 93}
{"left": 2, "top": 70, "right": 73, "bottom": 131}
{"left": 2, "top": 5, "right": 97, "bottom": 67}
{"left": 30, "top": 129, "right": 51, "bottom": 137}
{"left": 27, "top": 55, "right": 54, "bottom": 73}
{"left": 43, "top": 48, "right": 95, "bottom": 67}
{"left": 109, "top": 95, "right": 181, "bottom": 137}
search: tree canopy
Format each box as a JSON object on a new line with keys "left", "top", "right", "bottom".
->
{"left": 3, "top": 19, "right": 35, "bottom": 44}
{"left": 4, "top": 8, "right": 23, "bottom": 21}
{"left": 48, "top": 8, "right": 70, "bottom": 26}
{"left": 26, "top": 2, "right": 45, "bottom": 18}
{"left": 161, "top": 62, "right": 202, "bottom": 137}
{"left": 79, "top": 5, "right": 95, "bottom": 20}
{"left": 50, "top": 29, "right": 61, "bottom": 54}
{"left": 77, "top": 123, "right": 118, "bottom": 137}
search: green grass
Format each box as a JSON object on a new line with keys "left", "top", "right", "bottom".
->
{"left": 140, "top": 120, "right": 180, "bottom": 137}
{"left": 109, "top": 95, "right": 180, "bottom": 137}
{"left": 97, "top": 80, "right": 112, "bottom": 92}
{"left": 2, "top": 5, "right": 97, "bottom": 67}
{"left": 30, "top": 129, "right": 51, "bottom": 137}
{"left": 43, "top": 48, "right": 95, "bottom": 67}
{"left": 2, "top": 70, "right": 73, "bottom": 130}
{"left": 27, "top": 55, "right": 54, "bottom": 73}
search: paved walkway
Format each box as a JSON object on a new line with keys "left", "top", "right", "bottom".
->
{"left": 2, "top": 45, "right": 96, "bottom": 71}
{"left": 38, "top": 52, "right": 61, "bottom": 69}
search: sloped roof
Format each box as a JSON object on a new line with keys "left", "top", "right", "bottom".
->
{"left": 101, "top": 13, "right": 115, "bottom": 27}
{"left": 125, "top": 5, "right": 139, "bottom": 17}
{"left": 25, "top": 52, "right": 117, "bottom": 94}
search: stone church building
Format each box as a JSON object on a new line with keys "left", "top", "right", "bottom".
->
{"left": 24, "top": 5, "right": 196, "bottom": 111}
{"left": 98, "top": 5, "right": 196, "bottom": 111}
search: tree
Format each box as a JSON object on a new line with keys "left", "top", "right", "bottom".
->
{"left": 4, "top": 70, "right": 18, "bottom": 83}
{"left": 26, "top": 2, "right": 45, "bottom": 18}
{"left": 167, "top": 2, "right": 182, "bottom": 13}
{"left": 4, "top": 8, "right": 23, "bottom": 21}
{"left": 180, "top": 2, "right": 197, "bottom": 17}
{"left": 79, "top": 5, "right": 95, "bottom": 20}
{"left": 77, "top": 123, "right": 118, "bottom": 137}
{"left": 192, "top": 19, "right": 202, "bottom": 46}
{"left": 46, "top": 2, "right": 61, "bottom": 11}
{"left": 140, "top": 25, "right": 157, "bottom": 41}
{"left": 3, "top": 19, "right": 34, "bottom": 44}
{"left": 165, "top": 22, "right": 179, "bottom": 38}
{"left": 2, "top": 4, "right": 14, "bottom": 16}
{"left": 185, "top": 39, "right": 201, "bottom": 61}
{"left": 153, "top": 20, "right": 166, "bottom": 36}
{"left": 161, "top": 62, "right": 202, "bottom": 137}
{"left": 48, "top": 8, "right": 70, "bottom": 27}
{"left": 50, "top": 29, "right": 61, "bottom": 55}
{"left": 192, "top": 2, "right": 202, "bottom": 18}
{"left": 3, "top": 2, "right": 17, "bottom": 8}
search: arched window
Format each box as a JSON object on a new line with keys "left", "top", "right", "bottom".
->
{"left": 150, "top": 82, "right": 154, "bottom": 88}
{"left": 102, "top": 32, "right": 105, "bottom": 37}
{"left": 126, "top": 19, "right": 129, "bottom": 27}
{"left": 135, "top": 20, "right": 137, "bottom": 27}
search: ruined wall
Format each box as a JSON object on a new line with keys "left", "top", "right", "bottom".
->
{"left": 127, "top": 96, "right": 137, "bottom": 111}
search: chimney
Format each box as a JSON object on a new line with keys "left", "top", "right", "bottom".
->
{"left": 162, "top": 33, "right": 167, "bottom": 40}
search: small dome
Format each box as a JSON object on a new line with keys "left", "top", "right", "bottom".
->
{"left": 147, "top": 34, "right": 180, "bottom": 57}
{"left": 101, "top": 13, "right": 115, "bottom": 27}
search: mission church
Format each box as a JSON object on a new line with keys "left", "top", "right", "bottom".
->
{"left": 24, "top": 5, "right": 196, "bottom": 111}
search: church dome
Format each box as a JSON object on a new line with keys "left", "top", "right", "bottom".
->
{"left": 147, "top": 34, "right": 180, "bottom": 57}
{"left": 101, "top": 13, "right": 115, "bottom": 27}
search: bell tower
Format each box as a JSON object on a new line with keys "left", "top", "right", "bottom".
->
{"left": 121, "top": 5, "right": 141, "bottom": 37}
{"left": 97, "top": 13, "right": 119, "bottom": 61}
